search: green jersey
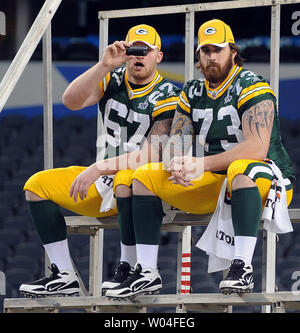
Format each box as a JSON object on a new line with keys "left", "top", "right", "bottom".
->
{"left": 99, "top": 67, "right": 180, "bottom": 159}
{"left": 177, "top": 64, "right": 295, "bottom": 182}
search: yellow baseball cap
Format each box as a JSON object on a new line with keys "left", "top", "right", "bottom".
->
{"left": 196, "top": 19, "right": 235, "bottom": 52}
{"left": 126, "top": 24, "right": 161, "bottom": 51}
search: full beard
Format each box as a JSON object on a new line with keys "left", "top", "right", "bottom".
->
{"left": 200, "top": 56, "right": 234, "bottom": 85}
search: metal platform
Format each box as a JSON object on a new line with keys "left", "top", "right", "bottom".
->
{"left": 65, "top": 209, "right": 300, "bottom": 234}
{"left": 3, "top": 208, "right": 300, "bottom": 313}
{"left": 4, "top": 291, "right": 300, "bottom": 313}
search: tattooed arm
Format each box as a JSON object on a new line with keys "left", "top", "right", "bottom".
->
{"left": 69, "top": 118, "right": 173, "bottom": 201}
{"left": 164, "top": 99, "right": 274, "bottom": 186}
{"left": 130, "top": 117, "right": 173, "bottom": 167}
{"left": 95, "top": 118, "right": 174, "bottom": 172}
{"left": 162, "top": 110, "right": 195, "bottom": 169}
{"left": 242, "top": 99, "right": 274, "bottom": 145}
{"left": 204, "top": 99, "right": 274, "bottom": 172}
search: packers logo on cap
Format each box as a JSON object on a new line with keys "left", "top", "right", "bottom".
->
{"left": 135, "top": 28, "right": 148, "bottom": 35}
{"left": 204, "top": 27, "right": 217, "bottom": 35}
{"left": 126, "top": 24, "right": 161, "bottom": 50}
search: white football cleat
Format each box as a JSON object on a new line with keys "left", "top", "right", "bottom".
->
{"left": 105, "top": 263, "right": 162, "bottom": 299}
{"left": 219, "top": 259, "right": 254, "bottom": 295}
{"left": 19, "top": 263, "right": 80, "bottom": 297}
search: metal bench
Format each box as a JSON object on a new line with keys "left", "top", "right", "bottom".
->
{"left": 4, "top": 208, "right": 300, "bottom": 313}
{"left": 4, "top": 292, "right": 300, "bottom": 313}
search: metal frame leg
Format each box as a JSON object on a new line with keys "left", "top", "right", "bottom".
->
{"left": 262, "top": 230, "right": 277, "bottom": 313}
{"left": 89, "top": 230, "right": 103, "bottom": 296}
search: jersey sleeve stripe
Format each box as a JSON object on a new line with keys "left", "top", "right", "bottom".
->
{"left": 99, "top": 72, "right": 111, "bottom": 99}
{"left": 154, "top": 96, "right": 179, "bottom": 107}
{"left": 153, "top": 101, "right": 178, "bottom": 113}
{"left": 153, "top": 105, "right": 177, "bottom": 119}
{"left": 237, "top": 88, "right": 275, "bottom": 108}
{"left": 178, "top": 98, "right": 190, "bottom": 113}
{"left": 180, "top": 90, "right": 189, "bottom": 104}
{"left": 153, "top": 99, "right": 178, "bottom": 118}
{"left": 239, "top": 81, "right": 270, "bottom": 94}
{"left": 238, "top": 82, "right": 273, "bottom": 101}
{"left": 99, "top": 81, "right": 104, "bottom": 98}
{"left": 178, "top": 92, "right": 191, "bottom": 113}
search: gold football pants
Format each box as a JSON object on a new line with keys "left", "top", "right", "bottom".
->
{"left": 24, "top": 166, "right": 135, "bottom": 217}
{"left": 133, "top": 159, "right": 293, "bottom": 215}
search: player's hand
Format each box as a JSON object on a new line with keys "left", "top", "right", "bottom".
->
{"left": 69, "top": 164, "right": 101, "bottom": 202}
{"left": 168, "top": 156, "right": 192, "bottom": 187}
{"left": 102, "top": 41, "right": 134, "bottom": 70}
{"left": 168, "top": 156, "right": 203, "bottom": 187}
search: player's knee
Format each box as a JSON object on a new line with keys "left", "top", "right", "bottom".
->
{"left": 24, "top": 190, "right": 44, "bottom": 201}
{"left": 231, "top": 174, "right": 255, "bottom": 191}
{"left": 132, "top": 178, "right": 154, "bottom": 195}
{"left": 132, "top": 167, "right": 151, "bottom": 195}
{"left": 227, "top": 160, "right": 255, "bottom": 191}
{"left": 114, "top": 184, "right": 132, "bottom": 198}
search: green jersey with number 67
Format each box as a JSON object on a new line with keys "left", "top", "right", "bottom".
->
{"left": 98, "top": 67, "right": 180, "bottom": 159}
{"left": 177, "top": 64, "right": 295, "bottom": 182}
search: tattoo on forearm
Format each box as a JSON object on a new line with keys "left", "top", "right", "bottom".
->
{"left": 148, "top": 118, "right": 173, "bottom": 137}
{"left": 167, "top": 111, "right": 194, "bottom": 162}
{"left": 146, "top": 118, "right": 173, "bottom": 157}
{"left": 242, "top": 99, "right": 274, "bottom": 142}
{"left": 171, "top": 111, "right": 194, "bottom": 137}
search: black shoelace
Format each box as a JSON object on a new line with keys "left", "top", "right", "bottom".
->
{"left": 227, "top": 260, "right": 244, "bottom": 280}
{"left": 114, "top": 262, "right": 130, "bottom": 279}
{"left": 35, "top": 264, "right": 60, "bottom": 285}
{"left": 121, "top": 266, "right": 142, "bottom": 287}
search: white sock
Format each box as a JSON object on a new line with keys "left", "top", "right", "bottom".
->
{"left": 234, "top": 235, "right": 257, "bottom": 266}
{"left": 44, "top": 239, "right": 74, "bottom": 272}
{"left": 136, "top": 244, "right": 159, "bottom": 270}
{"left": 120, "top": 242, "right": 136, "bottom": 268}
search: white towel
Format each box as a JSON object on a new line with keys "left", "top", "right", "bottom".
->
{"left": 196, "top": 178, "right": 234, "bottom": 273}
{"left": 94, "top": 175, "right": 116, "bottom": 212}
{"left": 262, "top": 159, "right": 293, "bottom": 233}
{"left": 196, "top": 160, "right": 292, "bottom": 273}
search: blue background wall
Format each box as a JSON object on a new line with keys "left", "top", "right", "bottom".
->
{"left": 1, "top": 64, "right": 299, "bottom": 120}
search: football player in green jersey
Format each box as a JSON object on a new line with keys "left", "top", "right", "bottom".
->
{"left": 105, "top": 19, "right": 295, "bottom": 299}
{"left": 20, "top": 24, "right": 180, "bottom": 297}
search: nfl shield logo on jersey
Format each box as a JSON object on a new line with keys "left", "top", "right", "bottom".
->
{"left": 138, "top": 100, "right": 149, "bottom": 110}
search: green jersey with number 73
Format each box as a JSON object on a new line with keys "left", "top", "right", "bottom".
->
{"left": 177, "top": 64, "right": 295, "bottom": 182}
{"left": 98, "top": 67, "right": 181, "bottom": 160}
